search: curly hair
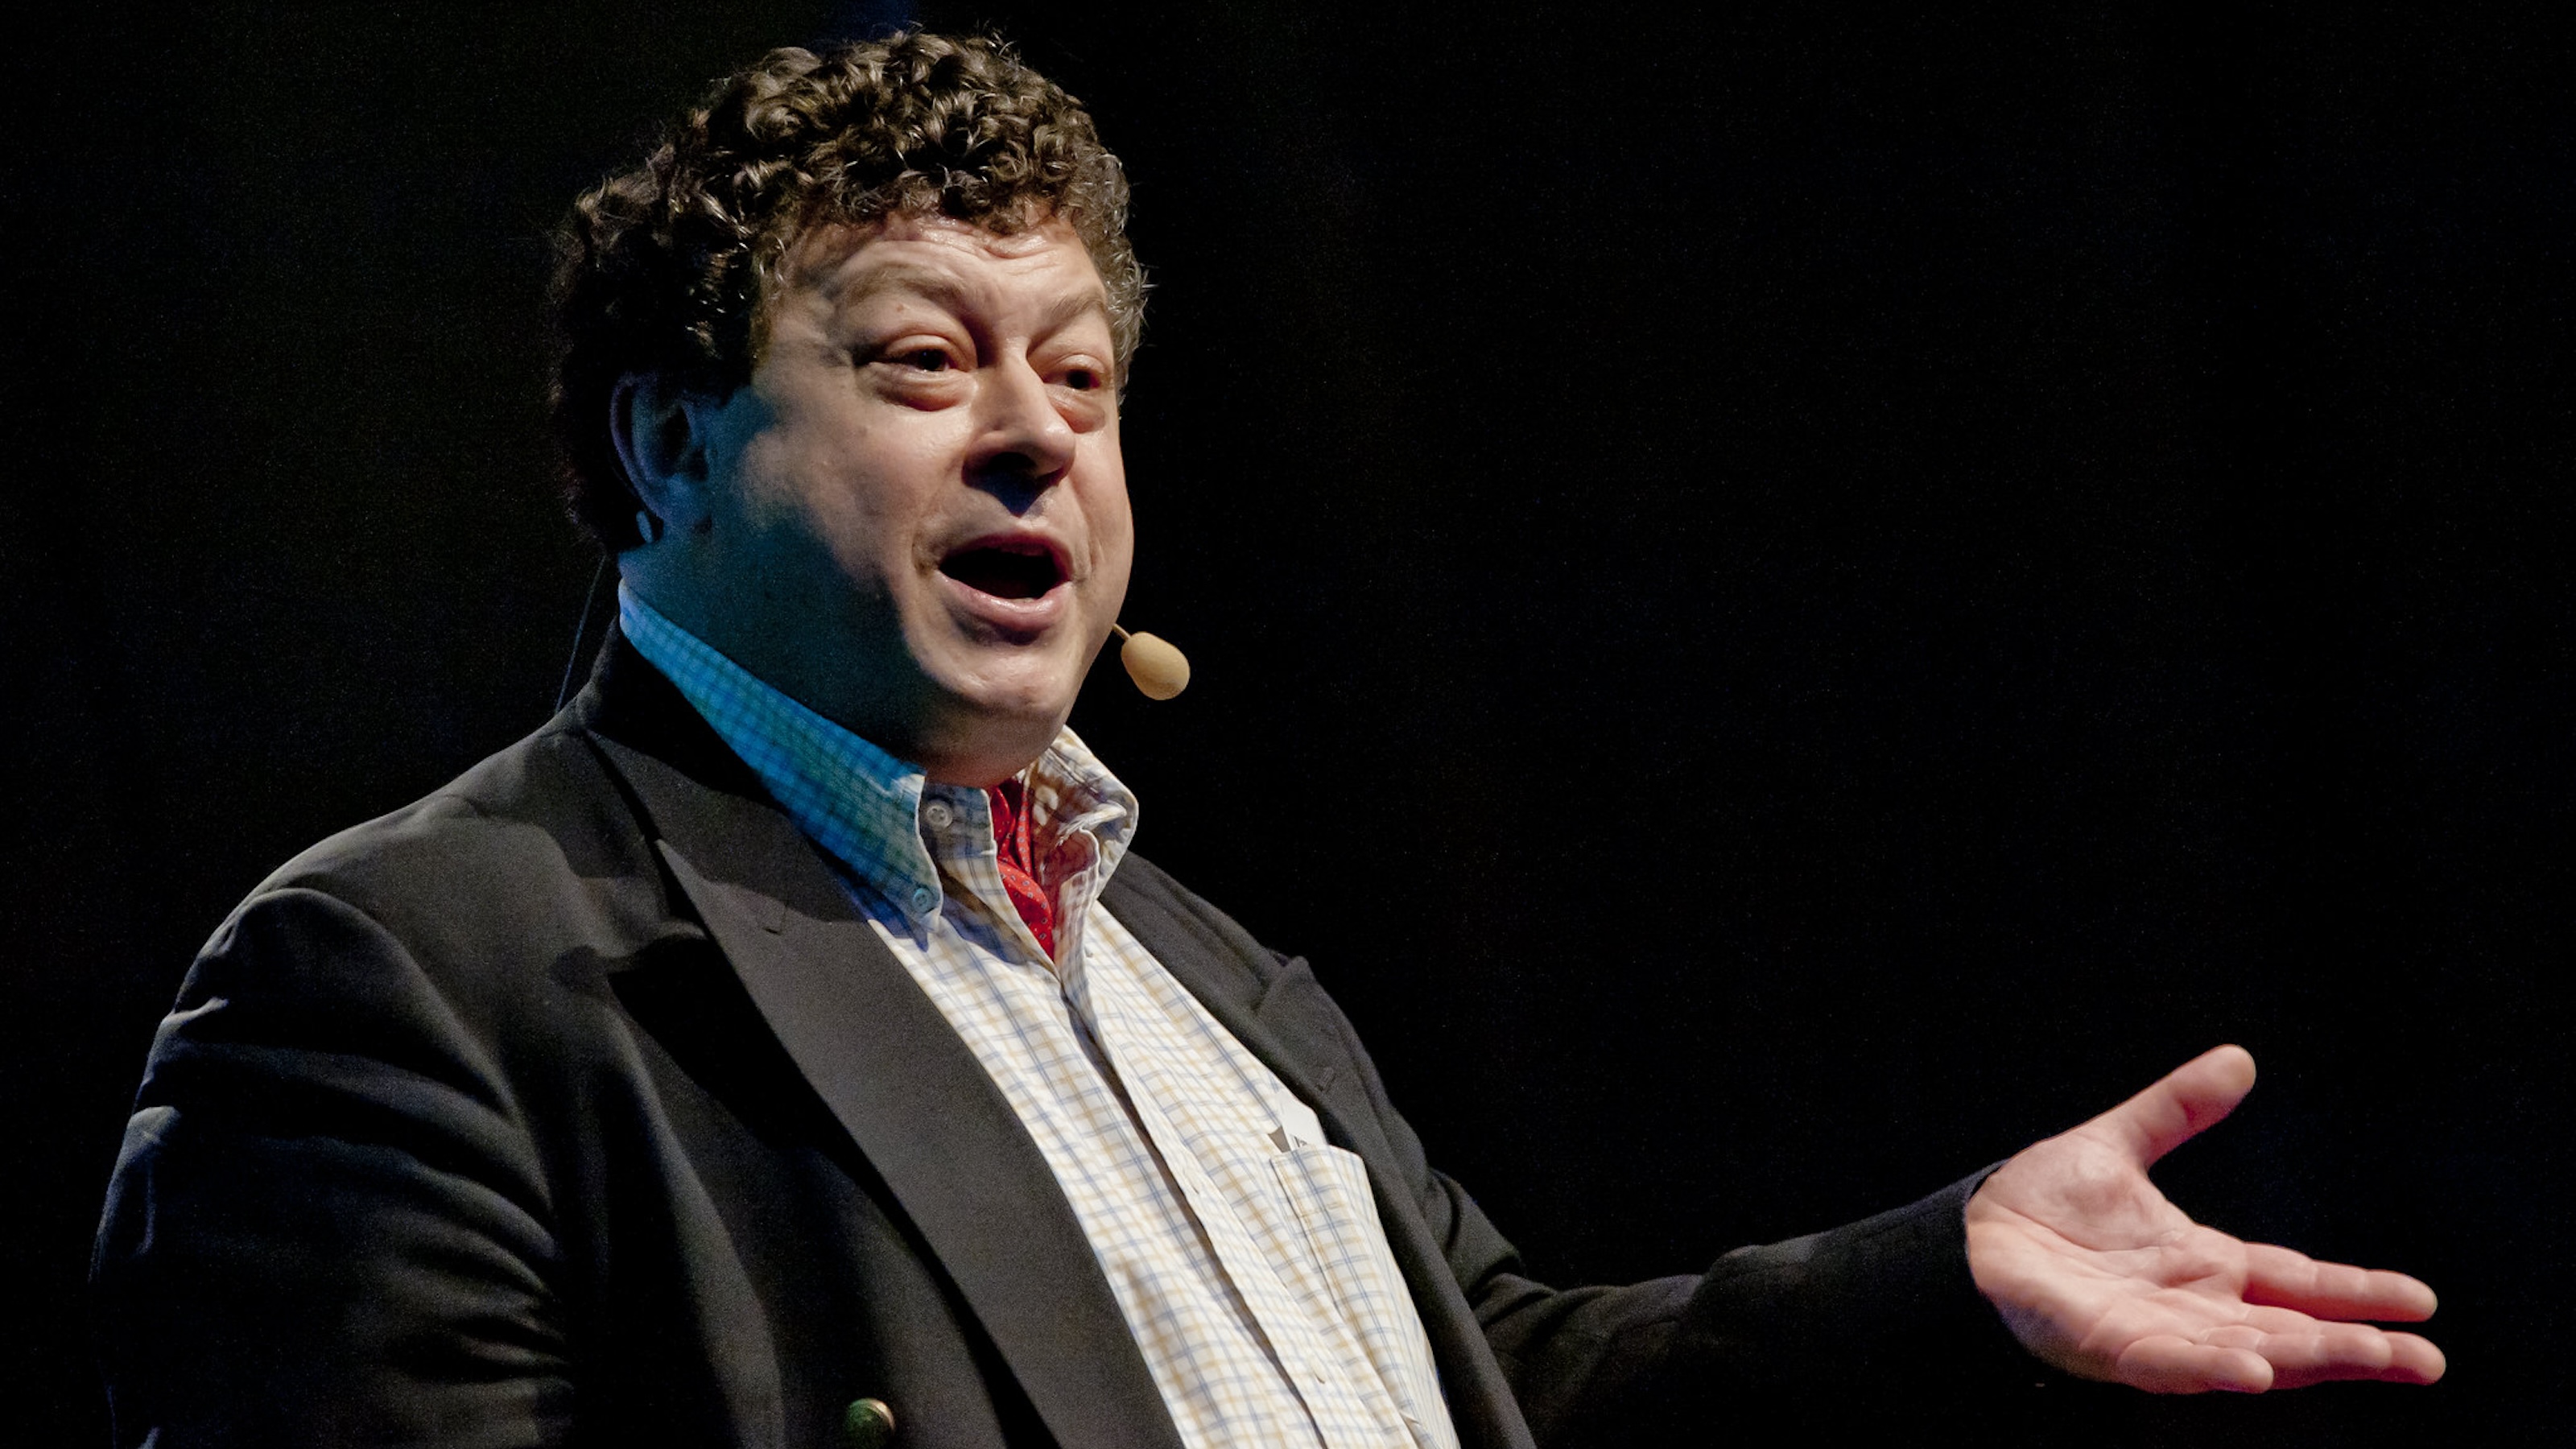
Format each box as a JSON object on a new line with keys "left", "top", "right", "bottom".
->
{"left": 548, "top": 31, "right": 1143, "bottom": 550}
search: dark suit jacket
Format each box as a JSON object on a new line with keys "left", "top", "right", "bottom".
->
{"left": 94, "top": 635, "right": 2017, "bottom": 1448}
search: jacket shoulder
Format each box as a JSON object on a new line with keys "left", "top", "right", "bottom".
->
{"left": 221, "top": 716, "right": 673, "bottom": 1009}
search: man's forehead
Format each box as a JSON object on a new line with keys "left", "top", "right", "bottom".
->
{"left": 785, "top": 213, "right": 1108, "bottom": 310}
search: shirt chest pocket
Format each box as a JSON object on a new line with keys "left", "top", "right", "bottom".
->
{"left": 1269, "top": 1141, "right": 1390, "bottom": 1314}
{"left": 1267, "top": 1143, "right": 1449, "bottom": 1445}
{"left": 1256, "top": 1075, "right": 1402, "bottom": 1335}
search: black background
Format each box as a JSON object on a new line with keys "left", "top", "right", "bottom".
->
{"left": 5, "top": 2, "right": 2568, "bottom": 1443}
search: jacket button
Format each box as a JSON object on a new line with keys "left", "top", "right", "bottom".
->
{"left": 838, "top": 1397, "right": 896, "bottom": 1447}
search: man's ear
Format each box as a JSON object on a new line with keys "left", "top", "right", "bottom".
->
{"left": 609, "top": 372, "right": 723, "bottom": 541}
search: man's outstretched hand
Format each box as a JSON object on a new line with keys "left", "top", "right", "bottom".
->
{"left": 1964, "top": 1045, "right": 2444, "bottom": 1393}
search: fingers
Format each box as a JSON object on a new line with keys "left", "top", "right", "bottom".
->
{"left": 2377, "top": 1331, "right": 2448, "bottom": 1385}
{"left": 2112, "top": 1322, "right": 2446, "bottom": 1393}
{"left": 2114, "top": 1335, "right": 2273, "bottom": 1393}
{"left": 2227, "top": 1316, "right": 2450, "bottom": 1389}
{"left": 2275, "top": 1327, "right": 2448, "bottom": 1388}
{"left": 2243, "top": 1243, "right": 2439, "bottom": 1323}
{"left": 2093, "top": 1044, "right": 2258, "bottom": 1166}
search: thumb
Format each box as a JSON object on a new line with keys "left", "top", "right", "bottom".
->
{"left": 2091, "top": 1044, "right": 2257, "bottom": 1167}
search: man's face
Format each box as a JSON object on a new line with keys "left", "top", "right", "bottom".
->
{"left": 681, "top": 213, "right": 1131, "bottom": 782}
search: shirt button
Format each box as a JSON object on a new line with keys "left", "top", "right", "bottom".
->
{"left": 922, "top": 799, "right": 954, "bottom": 828}
{"left": 910, "top": 886, "right": 936, "bottom": 913}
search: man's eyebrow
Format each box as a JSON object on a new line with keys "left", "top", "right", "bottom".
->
{"left": 827, "top": 265, "right": 1113, "bottom": 340}
{"left": 1031, "top": 287, "right": 1114, "bottom": 339}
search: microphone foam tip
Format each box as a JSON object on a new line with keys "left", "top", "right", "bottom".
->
{"left": 1119, "top": 631, "right": 1191, "bottom": 700}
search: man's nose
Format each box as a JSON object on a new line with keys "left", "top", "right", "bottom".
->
{"left": 968, "top": 356, "right": 1077, "bottom": 507}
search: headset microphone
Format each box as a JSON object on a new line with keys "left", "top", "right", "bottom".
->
{"left": 1113, "top": 625, "right": 1191, "bottom": 700}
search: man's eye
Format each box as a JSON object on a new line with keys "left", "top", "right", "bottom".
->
{"left": 896, "top": 348, "right": 952, "bottom": 372}
{"left": 1060, "top": 367, "right": 1102, "bottom": 391}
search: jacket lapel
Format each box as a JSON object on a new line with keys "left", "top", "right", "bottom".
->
{"left": 1101, "top": 862, "right": 1537, "bottom": 1449}
{"left": 577, "top": 638, "right": 1184, "bottom": 1449}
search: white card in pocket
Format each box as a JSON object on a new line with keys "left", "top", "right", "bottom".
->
{"left": 1263, "top": 1076, "right": 1327, "bottom": 1152}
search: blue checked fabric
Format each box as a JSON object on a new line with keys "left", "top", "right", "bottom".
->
{"left": 620, "top": 587, "right": 1459, "bottom": 1449}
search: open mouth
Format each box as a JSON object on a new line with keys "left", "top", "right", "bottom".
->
{"left": 938, "top": 538, "right": 1067, "bottom": 601}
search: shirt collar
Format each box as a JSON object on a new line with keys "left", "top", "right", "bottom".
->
{"left": 616, "top": 584, "right": 1137, "bottom": 925}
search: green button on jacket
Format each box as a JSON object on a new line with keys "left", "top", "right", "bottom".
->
{"left": 837, "top": 1397, "right": 894, "bottom": 1448}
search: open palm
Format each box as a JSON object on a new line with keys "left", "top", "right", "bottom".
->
{"left": 1964, "top": 1045, "right": 2444, "bottom": 1393}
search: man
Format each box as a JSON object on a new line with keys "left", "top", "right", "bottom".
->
{"left": 93, "top": 32, "right": 2442, "bottom": 1448}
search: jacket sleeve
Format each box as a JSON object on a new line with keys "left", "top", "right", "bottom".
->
{"left": 1440, "top": 1166, "right": 2030, "bottom": 1445}
{"left": 92, "top": 886, "right": 573, "bottom": 1449}
{"left": 1307, "top": 964, "right": 2033, "bottom": 1447}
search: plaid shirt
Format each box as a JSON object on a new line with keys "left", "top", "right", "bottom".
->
{"left": 621, "top": 588, "right": 1458, "bottom": 1449}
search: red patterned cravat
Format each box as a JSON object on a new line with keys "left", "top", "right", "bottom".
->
{"left": 985, "top": 778, "right": 1055, "bottom": 960}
